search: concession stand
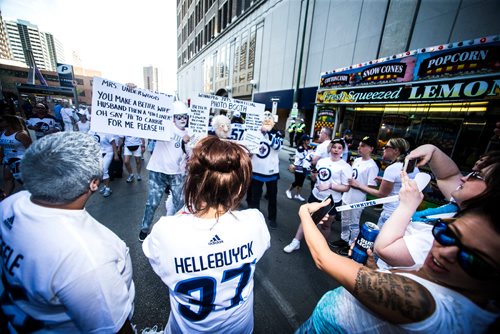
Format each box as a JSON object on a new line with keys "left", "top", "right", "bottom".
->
{"left": 314, "top": 35, "right": 500, "bottom": 176}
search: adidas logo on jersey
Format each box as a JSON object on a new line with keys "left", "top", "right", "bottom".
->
{"left": 208, "top": 234, "right": 223, "bottom": 245}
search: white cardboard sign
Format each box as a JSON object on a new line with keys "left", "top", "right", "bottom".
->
{"left": 189, "top": 93, "right": 265, "bottom": 152}
{"left": 91, "top": 77, "right": 175, "bottom": 140}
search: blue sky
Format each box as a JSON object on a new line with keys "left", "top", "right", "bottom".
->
{"left": 1, "top": 0, "right": 177, "bottom": 93}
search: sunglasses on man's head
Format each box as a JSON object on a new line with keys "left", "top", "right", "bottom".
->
{"left": 174, "top": 114, "right": 188, "bottom": 120}
{"left": 432, "top": 219, "right": 498, "bottom": 280}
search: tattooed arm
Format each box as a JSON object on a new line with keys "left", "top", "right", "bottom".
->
{"left": 299, "top": 201, "right": 436, "bottom": 324}
{"left": 352, "top": 267, "right": 435, "bottom": 324}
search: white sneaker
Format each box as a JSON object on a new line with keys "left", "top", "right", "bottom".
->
{"left": 283, "top": 239, "right": 300, "bottom": 253}
{"left": 285, "top": 189, "right": 292, "bottom": 199}
{"left": 99, "top": 186, "right": 106, "bottom": 194}
{"left": 126, "top": 174, "right": 134, "bottom": 183}
{"left": 103, "top": 187, "right": 112, "bottom": 197}
{"left": 294, "top": 194, "right": 305, "bottom": 202}
{"left": 137, "top": 175, "right": 142, "bottom": 181}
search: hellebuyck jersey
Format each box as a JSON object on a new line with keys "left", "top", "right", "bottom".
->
{"left": 143, "top": 209, "right": 270, "bottom": 334}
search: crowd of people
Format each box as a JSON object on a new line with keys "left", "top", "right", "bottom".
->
{"left": 0, "top": 99, "right": 498, "bottom": 333}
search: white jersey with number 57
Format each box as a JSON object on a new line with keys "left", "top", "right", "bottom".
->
{"left": 229, "top": 123, "right": 246, "bottom": 140}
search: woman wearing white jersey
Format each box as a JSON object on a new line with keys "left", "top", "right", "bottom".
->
{"left": 0, "top": 114, "right": 32, "bottom": 197}
{"left": 143, "top": 136, "right": 270, "bottom": 334}
{"left": 349, "top": 137, "right": 418, "bottom": 229}
{"left": 284, "top": 139, "right": 352, "bottom": 253}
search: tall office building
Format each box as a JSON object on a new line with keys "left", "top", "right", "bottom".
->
{"left": 0, "top": 11, "right": 12, "bottom": 60}
{"left": 3, "top": 18, "right": 62, "bottom": 72}
{"left": 143, "top": 65, "right": 159, "bottom": 92}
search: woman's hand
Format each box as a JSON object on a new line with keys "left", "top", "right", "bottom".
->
{"left": 299, "top": 198, "right": 332, "bottom": 218}
{"left": 399, "top": 171, "right": 424, "bottom": 211}
{"left": 348, "top": 178, "right": 360, "bottom": 188}
{"left": 405, "top": 144, "right": 436, "bottom": 167}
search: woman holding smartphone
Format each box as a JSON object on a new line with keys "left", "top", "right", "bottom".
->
{"left": 284, "top": 139, "right": 352, "bottom": 253}
{"left": 349, "top": 137, "right": 417, "bottom": 229}
{"left": 297, "top": 189, "right": 499, "bottom": 333}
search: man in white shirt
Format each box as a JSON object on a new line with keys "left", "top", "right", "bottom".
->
{"left": 311, "top": 127, "right": 333, "bottom": 166}
{"left": 0, "top": 132, "right": 135, "bottom": 333}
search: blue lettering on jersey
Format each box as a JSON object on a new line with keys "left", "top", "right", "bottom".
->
{"left": 174, "top": 242, "right": 254, "bottom": 274}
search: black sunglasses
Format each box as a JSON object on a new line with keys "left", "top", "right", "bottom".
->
{"left": 174, "top": 114, "right": 188, "bottom": 120}
{"left": 432, "top": 219, "right": 498, "bottom": 280}
{"left": 465, "top": 171, "right": 485, "bottom": 182}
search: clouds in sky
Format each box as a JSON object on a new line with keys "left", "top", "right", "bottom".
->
{"left": 1, "top": 0, "right": 177, "bottom": 93}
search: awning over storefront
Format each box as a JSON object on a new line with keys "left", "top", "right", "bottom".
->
{"left": 317, "top": 35, "right": 500, "bottom": 105}
{"left": 316, "top": 73, "right": 500, "bottom": 104}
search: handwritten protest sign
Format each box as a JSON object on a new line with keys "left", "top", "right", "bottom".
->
{"left": 189, "top": 93, "right": 265, "bottom": 152}
{"left": 91, "top": 77, "right": 175, "bottom": 140}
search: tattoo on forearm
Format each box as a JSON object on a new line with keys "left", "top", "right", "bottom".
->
{"left": 353, "top": 267, "right": 434, "bottom": 322}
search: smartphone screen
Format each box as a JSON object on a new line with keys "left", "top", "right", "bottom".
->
{"left": 311, "top": 195, "right": 336, "bottom": 224}
{"left": 403, "top": 158, "right": 417, "bottom": 173}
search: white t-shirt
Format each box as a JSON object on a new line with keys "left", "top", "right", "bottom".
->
{"left": 76, "top": 120, "right": 90, "bottom": 133}
{"left": 307, "top": 273, "right": 497, "bottom": 333}
{"left": 124, "top": 136, "right": 143, "bottom": 147}
{"left": 143, "top": 209, "right": 270, "bottom": 334}
{"left": 313, "top": 140, "right": 331, "bottom": 160}
{"left": 90, "top": 132, "right": 118, "bottom": 154}
{"left": 377, "top": 221, "right": 434, "bottom": 271}
{"left": 342, "top": 157, "right": 379, "bottom": 204}
{"left": 312, "top": 157, "right": 352, "bottom": 202}
{"left": 61, "top": 107, "right": 77, "bottom": 132}
{"left": 147, "top": 126, "right": 188, "bottom": 175}
{"left": 381, "top": 162, "right": 419, "bottom": 214}
{"left": 0, "top": 191, "right": 135, "bottom": 333}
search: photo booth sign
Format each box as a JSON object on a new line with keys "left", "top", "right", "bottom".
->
{"left": 189, "top": 93, "right": 266, "bottom": 152}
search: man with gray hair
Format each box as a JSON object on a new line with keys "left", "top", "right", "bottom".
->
{"left": 0, "top": 132, "right": 135, "bottom": 333}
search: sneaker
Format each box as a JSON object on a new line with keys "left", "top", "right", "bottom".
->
{"left": 138, "top": 231, "right": 148, "bottom": 242}
{"left": 334, "top": 246, "right": 350, "bottom": 257}
{"left": 285, "top": 189, "right": 292, "bottom": 199}
{"left": 99, "top": 186, "right": 106, "bottom": 194}
{"left": 126, "top": 174, "right": 135, "bottom": 183}
{"left": 269, "top": 220, "right": 277, "bottom": 230}
{"left": 137, "top": 175, "right": 142, "bottom": 181}
{"left": 283, "top": 239, "right": 300, "bottom": 253}
{"left": 328, "top": 239, "right": 349, "bottom": 248}
{"left": 102, "top": 187, "right": 112, "bottom": 197}
{"left": 294, "top": 194, "right": 305, "bottom": 202}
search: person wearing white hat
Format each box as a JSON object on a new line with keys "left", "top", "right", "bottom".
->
{"left": 138, "top": 101, "right": 191, "bottom": 242}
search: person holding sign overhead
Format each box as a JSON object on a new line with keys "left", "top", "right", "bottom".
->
{"left": 138, "top": 101, "right": 191, "bottom": 242}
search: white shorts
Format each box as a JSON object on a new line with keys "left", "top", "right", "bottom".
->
{"left": 123, "top": 145, "right": 142, "bottom": 157}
